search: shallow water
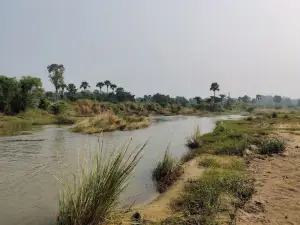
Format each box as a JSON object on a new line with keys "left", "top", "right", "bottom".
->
{"left": 0, "top": 115, "right": 242, "bottom": 225}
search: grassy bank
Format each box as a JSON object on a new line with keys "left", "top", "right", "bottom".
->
{"left": 0, "top": 109, "right": 76, "bottom": 136}
{"left": 71, "top": 112, "right": 150, "bottom": 133}
{"left": 150, "top": 116, "right": 289, "bottom": 225}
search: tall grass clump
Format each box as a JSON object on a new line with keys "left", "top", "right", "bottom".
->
{"left": 259, "top": 139, "right": 286, "bottom": 155}
{"left": 186, "top": 126, "right": 202, "bottom": 149}
{"left": 152, "top": 149, "right": 183, "bottom": 193}
{"left": 174, "top": 169, "right": 254, "bottom": 224}
{"left": 56, "top": 141, "right": 145, "bottom": 225}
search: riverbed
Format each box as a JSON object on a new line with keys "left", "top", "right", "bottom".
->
{"left": 0, "top": 115, "right": 242, "bottom": 225}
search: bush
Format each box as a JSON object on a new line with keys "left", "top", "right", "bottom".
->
{"left": 38, "top": 98, "right": 50, "bottom": 110}
{"left": 186, "top": 126, "right": 201, "bottom": 149}
{"left": 57, "top": 142, "right": 145, "bottom": 225}
{"left": 272, "top": 111, "right": 277, "bottom": 118}
{"left": 175, "top": 169, "right": 254, "bottom": 223}
{"left": 49, "top": 101, "right": 68, "bottom": 115}
{"left": 152, "top": 150, "right": 183, "bottom": 193}
{"left": 214, "top": 139, "right": 248, "bottom": 156}
{"left": 259, "top": 139, "right": 286, "bottom": 155}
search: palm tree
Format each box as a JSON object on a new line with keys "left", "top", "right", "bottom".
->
{"left": 116, "top": 87, "right": 124, "bottom": 93}
{"left": 219, "top": 94, "right": 226, "bottom": 105}
{"left": 256, "top": 94, "right": 262, "bottom": 107}
{"left": 67, "top": 83, "right": 77, "bottom": 101}
{"left": 96, "top": 82, "right": 105, "bottom": 93}
{"left": 104, "top": 80, "right": 111, "bottom": 93}
{"left": 110, "top": 84, "right": 117, "bottom": 93}
{"left": 193, "top": 97, "right": 202, "bottom": 104}
{"left": 59, "top": 83, "right": 67, "bottom": 99}
{"left": 80, "top": 81, "right": 90, "bottom": 91}
{"left": 210, "top": 82, "right": 220, "bottom": 102}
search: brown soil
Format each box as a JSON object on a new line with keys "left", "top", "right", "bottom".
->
{"left": 236, "top": 132, "right": 300, "bottom": 225}
{"left": 122, "top": 158, "right": 203, "bottom": 223}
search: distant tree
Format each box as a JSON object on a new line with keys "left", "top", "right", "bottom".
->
{"left": 210, "top": 82, "right": 220, "bottom": 102}
{"left": 298, "top": 99, "right": 300, "bottom": 107}
{"left": 241, "top": 95, "right": 251, "bottom": 103}
{"left": 110, "top": 84, "right": 117, "bottom": 92}
{"left": 47, "top": 64, "right": 65, "bottom": 100}
{"left": 193, "top": 96, "right": 202, "bottom": 104}
{"left": 104, "top": 80, "right": 111, "bottom": 93}
{"left": 66, "top": 83, "right": 77, "bottom": 101}
{"left": 219, "top": 94, "right": 226, "bottom": 105}
{"left": 59, "top": 83, "right": 67, "bottom": 99}
{"left": 116, "top": 87, "right": 124, "bottom": 93}
{"left": 96, "top": 82, "right": 105, "bottom": 93}
{"left": 273, "top": 95, "right": 282, "bottom": 104}
{"left": 80, "top": 81, "right": 90, "bottom": 91}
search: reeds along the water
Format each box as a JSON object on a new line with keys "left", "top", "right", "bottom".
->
{"left": 152, "top": 148, "right": 183, "bottom": 193}
{"left": 56, "top": 140, "right": 146, "bottom": 225}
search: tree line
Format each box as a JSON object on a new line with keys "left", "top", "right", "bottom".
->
{"left": 0, "top": 63, "right": 298, "bottom": 115}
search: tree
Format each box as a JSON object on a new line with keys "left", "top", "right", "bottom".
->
{"left": 96, "top": 82, "right": 105, "bottom": 93}
{"left": 47, "top": 64, "right": 65, "bottom": 100}
{"left": 19, "top": 76, "right": 43, "bottom": 109}
{"left": 210, "top": 82, "right": 220, "bottom": 102}
{"left": 273, "top": 95, "right": 282, "bottom": 104}
{"left": 193, "top": 97, "right": 202, "bottom": 104}
{"left": 59, "top": 83, "right": 67, "bottom": 99}
{"left": 66, "top": 83, "right": 77, "bottom": 101}
{"left": 241, "top": 95, "right": 250, "bottom": 103}
{"left": 80, "top": 81, "right": 90, "bottom": 91}
{"left": 116, "top": 87, "right": 124, "bottom": 93}
{"left": 219, "top": 94, "right": 226, "bottom": 105}
{"left": 104, "top": 80, "right": 111, "bottom": 93}
{"left": 110, "top": 84, "right": 117, "bottom": 92}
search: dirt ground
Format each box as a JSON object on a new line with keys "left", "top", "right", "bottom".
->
{"left": 236, "top": 132, "right": 300, "bottom": 225}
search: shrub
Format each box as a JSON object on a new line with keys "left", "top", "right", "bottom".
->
{"left": 259, "top": 139, "right": 286, "bottom": 155}
{"left": 174, "top": 169, "right": 254, "bottom": 224}
{"left": 271, "top": 111, "right": 277, "bottom": 118}
{"left": 284, "top": 114, "right": 289, "bottom": 119}
{"left": 214, "top": 139, "right": 248, "bottom": 156}
{"left": 152, "top": 150, "right": 183, "bottom": 193}
{"left": 38, "top": 98, "right": 50, "bottom": 110}
{"left": 49, "top": 101, "right": 68, "bottom": 115}
{"left": 57, "top": 142, "right": 145, "bottom": 225}
{"left": 246, "top": 106, "right": 255, "bottom": 113}
{"left": 186, "top": 126, "right": 201, "bottom": 149}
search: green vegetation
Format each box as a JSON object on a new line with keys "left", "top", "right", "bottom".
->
{"left": 159, "top": 116, "right": 292, "bottom": 224}
{"left": 72, "top": 112, "right": 150, "bottom": 133}
{"left": 57, "top": 142, "right": 145, "bottom": 225}
{"left": 259, "top": 139, "right": 286, "bottom": 155}
{"left": 152, "top": 150, "right": 183, "bottom": 193}
{"left": 186, "top": 126, "right": 202, "bottom": 149}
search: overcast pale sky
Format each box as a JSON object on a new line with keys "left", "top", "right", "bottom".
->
{"left": 0, "top": 1, "right": 299, "bottom": 98}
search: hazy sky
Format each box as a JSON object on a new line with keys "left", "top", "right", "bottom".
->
{"left": 1, "top": 1, "right": 300, "bottom": 98}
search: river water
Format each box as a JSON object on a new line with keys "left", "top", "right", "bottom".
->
{"left": 0, "top": 115, "right": 242, "bottom": 225}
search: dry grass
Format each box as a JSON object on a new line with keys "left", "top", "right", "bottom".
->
{"left": 72, "top": 112, "right": 150, "bottom": 133}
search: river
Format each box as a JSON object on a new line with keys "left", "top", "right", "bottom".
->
{"left": 0, "top": 115, "right": 242, "bottom": 225}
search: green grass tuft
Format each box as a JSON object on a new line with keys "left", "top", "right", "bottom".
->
{"left": 259, "top": 139, "right": 286, "bottom": 155}
{"left": 152, "top": 149, "right": 183, "bottom": 193}
{"left": 186, "top": 126, "right": 202, "bottom": 149}
{"left": 56, "top": 141, "right": 145, "bottom": 225}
